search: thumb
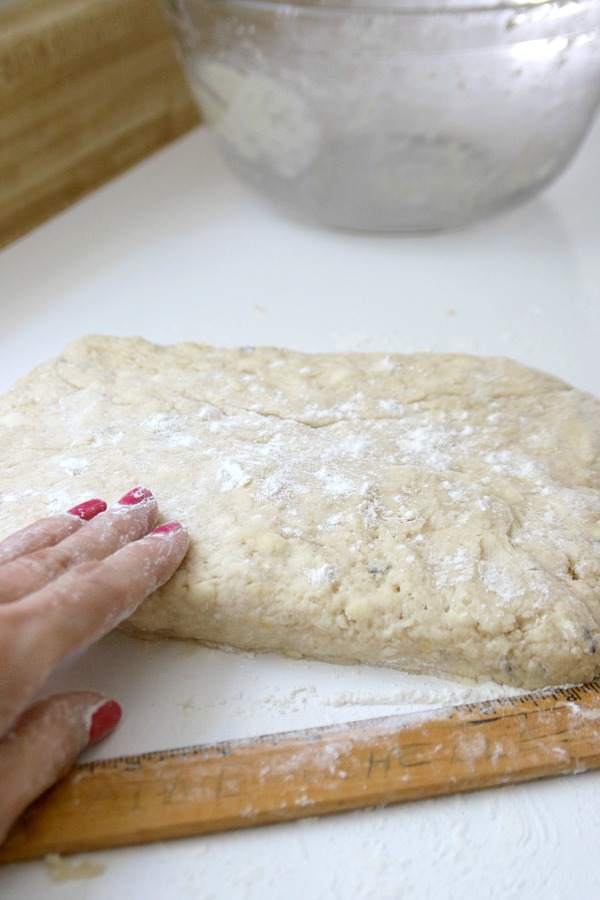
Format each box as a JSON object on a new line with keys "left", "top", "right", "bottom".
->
{"left": 0, "top": 691, "right": 121, "bottom": 845}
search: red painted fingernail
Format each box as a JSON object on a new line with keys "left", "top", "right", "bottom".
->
{"left": 67, "top": 498, "right": 107, "bottom": 521}
{"left": 88, "top": 700, "right": 122, "bottom": 744}
{"left": 150, "top": 521, "right": 184, "bottom": 537}
{"left": 118, "top": 487, "right": 153, "bottom": 506}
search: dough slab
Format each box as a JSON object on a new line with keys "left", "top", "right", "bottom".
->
{"left": 1, "top": 336, "right": 599, "bottom": 688}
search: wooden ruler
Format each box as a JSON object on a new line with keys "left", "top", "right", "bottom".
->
{"left": 2, "top": 682, "right": 600, "bottom": 864}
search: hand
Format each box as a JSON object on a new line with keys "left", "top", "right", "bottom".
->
{"left": 0, "top": 487, "right": 189, "bottom": 844}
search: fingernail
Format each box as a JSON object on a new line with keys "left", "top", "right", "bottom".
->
{"left": 118, "top": 487, "right": 154, "bottom": 506}
{"left": 88, "top": 700, "right": 122, "bottom": 743}
{"left": 67, "top": 498, "right": 107, "bottom": 520}
{"left": 150, "top": 521, "right": 184, "bottom": 537}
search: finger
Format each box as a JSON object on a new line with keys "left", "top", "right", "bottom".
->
{"left": 0, "top": 498, "right": 107, "bottom": 567}
{"left": 0, "top": 523, "right": 189, "bottom": 734}
{"left": 0, "top": 692, "right": 121, "bottom": 845}
{"left": 0, "top": 487, "right": 157, "bottom": 605}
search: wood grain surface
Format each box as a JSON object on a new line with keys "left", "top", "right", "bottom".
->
{"left": 1, "top": 683, "right": 600, "bottom": 864}
{"left": 0, "top": 0, "right": 200, "bottom": 249}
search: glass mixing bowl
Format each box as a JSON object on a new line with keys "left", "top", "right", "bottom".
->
{"left": 162, "top": 0, "right": 600, "bottom": 231}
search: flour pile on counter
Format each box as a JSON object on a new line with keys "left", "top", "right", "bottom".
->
{"left": 1, "top": 336, "right": 599, "bottom": 689}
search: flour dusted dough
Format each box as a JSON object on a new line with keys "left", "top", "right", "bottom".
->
{"left": 1, "top": 336, "right": 600, "bottom": 688}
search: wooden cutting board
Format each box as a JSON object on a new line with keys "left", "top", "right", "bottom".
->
{"left": 0, "top": 0, "right": 200, "bottom": 249}
{"left": 1, "top": 682, "right": 600, "bottom": 864}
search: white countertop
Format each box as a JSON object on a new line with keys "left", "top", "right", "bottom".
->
{"left": 1, "top": 114, "right": 599, "bottom": 899}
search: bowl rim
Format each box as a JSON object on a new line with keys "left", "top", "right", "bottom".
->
{"left": 166, "top": 0, "right": 594, "bottom": 16}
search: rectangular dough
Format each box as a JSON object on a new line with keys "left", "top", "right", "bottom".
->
{"left": 1, "top": 335, "right": 600, "bottom": 688}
